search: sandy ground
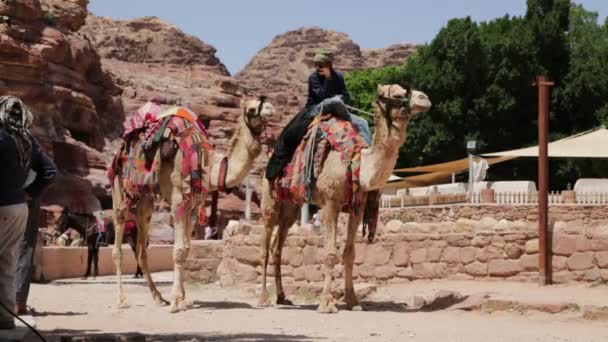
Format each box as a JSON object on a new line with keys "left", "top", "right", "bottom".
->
{"left": 19, "top": 273, "right": 608, "bottom": 341}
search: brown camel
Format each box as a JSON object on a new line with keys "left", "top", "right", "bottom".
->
{"left": 111, "top": 98, "right": 277, "bottom": 312}
{"left": 259, "top": 84, "right": 431, "bottom": 313}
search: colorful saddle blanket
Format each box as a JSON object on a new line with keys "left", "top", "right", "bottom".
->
{"left": 108, "top": 114, "right": 212, "bottom": 225}
{"left": 273, "top": 115, "right": 367, "bottom": 212}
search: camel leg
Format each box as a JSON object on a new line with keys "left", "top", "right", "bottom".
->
{"left": 318, "top": 203, "right": 339, "bottom": 314}
{"left": 136, "top": 197, "right": 168, "bottom": 306}
{"left": 258, "top": 185, "right": 278, "bottom": 307}
{"left": 274, "top": 205, "right": 298, "bottom": 305}
{"left": 169, "top": 195, "right": 194, "bottom": 313}
{"left": 111, "top": 177, "right": 128, "bottom": 309}
{"left": 344, "top": 201, "right": 365, "bottom": 311}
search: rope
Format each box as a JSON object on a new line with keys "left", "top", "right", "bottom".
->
{"left": 345, "top": 105, "right": 374, "bottom": 117}
{"left": 0, "top": 301, "right": 46, "bottom": 341}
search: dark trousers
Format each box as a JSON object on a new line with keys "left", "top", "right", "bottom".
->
{"left": 15, "top": 199, "right": 39, "bottom": 306}
{"left": 265, "top": 108, "right": 315, "bottom": 180}
{"left": 84, "top": 236, "right": 101, "bottom": 278}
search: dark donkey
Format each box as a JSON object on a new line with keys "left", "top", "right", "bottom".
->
{"left": 57, "top": 208, "right": 142, "bottom": 279}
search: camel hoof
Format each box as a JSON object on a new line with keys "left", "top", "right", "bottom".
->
{"left": 117, "top": 299, "right": 130, "bottom": 309}
{"left": 257, "top": 296, "right": 272, "bottom": 307}
{"left": 317, "top": 303, "right": 339, "bottom": 314}
{"left": 277, "top": 298, "right": 294, "bottom": 306}
{"left": 169, "top": 304, "right": 180, "bottom": 313}
{"left": 177, "top": 301, "right": 189, "bottom": 311}
{"left": 348, "top": 305, "right": 363, "bottom": 312}
{"left": 183, "top": 300, "right": 194, "bottom": 309}
{"left": 154, "top": 295, "right": 169, "bottom": 306}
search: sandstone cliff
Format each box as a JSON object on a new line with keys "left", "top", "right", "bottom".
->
{"left": 0, "top": 0, "right": 123, "bottom": 213}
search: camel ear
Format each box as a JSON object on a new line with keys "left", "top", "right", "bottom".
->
{"left": 240, "top": 99, "right": 246, "bottom": 110}
{"left": 377, "top": 84, "right": 385, "bottom": 95}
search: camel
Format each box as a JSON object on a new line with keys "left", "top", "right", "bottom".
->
{"left": 111, "top": 97, "right": 277, "bottom": 312}
{"left": 259, "top": 84, "right": 431, "bottom": 313}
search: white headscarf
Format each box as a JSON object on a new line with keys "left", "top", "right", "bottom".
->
{"left": 0, "top": 96, "right": 34, "bottom": 170}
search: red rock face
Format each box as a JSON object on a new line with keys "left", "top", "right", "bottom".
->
{"left": 0, "top": 0, "right": 123, "bottom": 213}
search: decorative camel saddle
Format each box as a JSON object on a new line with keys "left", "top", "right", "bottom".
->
{"left": 108, "top": 101, "right": 213, "bottom": 225}
{"left": 274, "top": 115, "right": 365, "bottom": 208}
{"left": 273, "top": 113, "right": 380, "bottom": 242}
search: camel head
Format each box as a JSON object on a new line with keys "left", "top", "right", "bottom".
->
{"left": 376, "top": 84, "right": 432, "bottom": 123}
{"left": 240, "top": 96, "right": 277, "bottom": 135}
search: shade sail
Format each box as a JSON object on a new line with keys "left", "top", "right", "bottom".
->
{"left": 393, "top": 156, "right": 516, "bottom": 174}
{"left": 384, "top": 171, "right": 453, "bottom": 189}
{"left": 483, "top": 127, "right": 608, "bottom": 158}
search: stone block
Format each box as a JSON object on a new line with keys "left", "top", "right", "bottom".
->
{"left": 397, "top": 267, "right": 414, "bottom": 279}
{"left": 233, "top": 246, "right": 260, "bottom": 266}
{"left": 464, "top": 262, "right": 488, "bottom": 277}
{"left": 384, "top": 219, "right": 404, "bottom": 233}
{"left": 505, "top": 243, "right": 524, "bottom": 259}
{"left": 471, "top": 236, "right": 491, "bottom": 247}
{"left": 582, "top": 268, "right": 602, "bottom": 282}
{"left": 460, "top": 247, "right": 478, "bottom": 264}
{"left": 427, "top": 247, "right": 443, "bottom": 262}
{"left": 441, "top": 247, "right": 461, "bottom": 264}
{"left": 410, "top": 248, "right": 426, "bottom": 263}
{"left": 519, "top": 253, "right": 538, "bottom": 271}
{"left": 391, "top": 242, "right": 410, "bottom": 267}
{"left": 302, "top": 245, "right": 318, "bottom": 265}
{"left": 365, "top": 244, "right": 391, "bottom": 266}
{"left": 476, "top": 246, "right": 506, "bottom": 262}
{"left": 595, "top": 251, "right": 608, "bottom": 268}
{"left": 413, "top": 262, "right": 446, "bottom": 279}
{"left": 488, "top": 259, "right": 524, "bottom": 277}
{"left": 552, "top": 234, "right": 589, "bottom": 256}
{"left": 525, "top": 239, "right": 539, "bottom": 254}
{"left": 567, "top": 252, "right": 595, "bottom": 271}
{"left": 354, "top": 243, "right": 367, "bottom": 265}
{"left": 283, "top": 246, "right": 303, "bottom": 267}
{"left": 552, "top": 256, "right": 568, "bottom": 271}
{"left": 374, "top": 266, "right": 398, "bottom": 280}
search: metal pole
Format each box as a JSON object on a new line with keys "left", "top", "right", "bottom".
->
{"left": 244, "top": 174, "right": 251, "bottom": 221}
{"left": 536, "top": 75, "right": 554, "bottom": 286}
{"left": 301, "top": 203, "right": 309, "bottom": 226}
{"left": 452, "top": 173, "right": 455, "bottom": 184}
{"left": 468, "top": 153, "right": 473, "bottom": 202}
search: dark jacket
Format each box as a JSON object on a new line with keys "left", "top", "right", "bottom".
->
{"left": 0, "top": 129, "right": 57, "bottom": 206}
{"left": 305, "top": 69, "right": 351, "bottom": 109}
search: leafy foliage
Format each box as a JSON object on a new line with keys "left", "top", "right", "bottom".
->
{"left": 345, "top": 1, "right": 608, "bottom": 189}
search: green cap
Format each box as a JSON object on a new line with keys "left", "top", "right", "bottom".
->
{"left": 313, "top": 48, "right": 334, "bottom": 64}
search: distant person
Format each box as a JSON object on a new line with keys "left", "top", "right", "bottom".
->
{"left": 0, "top": 96, "right": 56, "bottom": 328}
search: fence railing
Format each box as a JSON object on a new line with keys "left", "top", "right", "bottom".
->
{"left": 381, "top": 191, "right": 608, "bottom": 208}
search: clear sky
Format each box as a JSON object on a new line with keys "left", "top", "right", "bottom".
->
{"left": 89, "top": 0, "right": 608, "bottom": 75}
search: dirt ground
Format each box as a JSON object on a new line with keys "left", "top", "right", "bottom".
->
{"left": 20, "top": 273, "right": 608, "bottom": 341}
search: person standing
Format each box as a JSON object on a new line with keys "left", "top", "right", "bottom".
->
{"left": 0, "top": 96, "right": 56, "bottom": 329}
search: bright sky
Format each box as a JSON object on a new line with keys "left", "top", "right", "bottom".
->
{"left": 89, "top": 0, "right": 608, "bottom": 75}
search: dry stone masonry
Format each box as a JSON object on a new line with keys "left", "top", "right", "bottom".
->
{"left": 186, "top": 205, "right": 608, "bottom": 286}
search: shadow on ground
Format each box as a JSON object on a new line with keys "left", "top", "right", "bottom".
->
{"left": 278, "top": 294, "right": 469, "bottom": 313}
{"left": 37, "top": 329, "right": 319, "bottom": 342}
{"left": 31, "top": 310, "right": 87, "bottom": 317}
{"left": 192, "top": 300, "right": 258, "bottom": 310}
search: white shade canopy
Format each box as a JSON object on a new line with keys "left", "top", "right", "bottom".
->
{"left": 483, "top": 127, "right": 608, "bottom": 158}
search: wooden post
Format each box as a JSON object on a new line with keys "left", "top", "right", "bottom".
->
{"left": 536, "top": 75, "right": 554, "bottom": 286}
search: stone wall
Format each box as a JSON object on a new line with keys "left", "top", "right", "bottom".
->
{"left": 210, "top": 205, "right": 608, "bottom": 286}
{"left": 184, "top": 241, "right": 225, "bottom": 283}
